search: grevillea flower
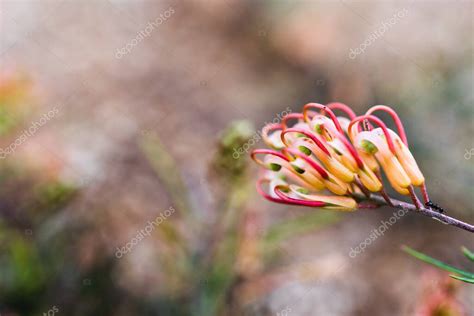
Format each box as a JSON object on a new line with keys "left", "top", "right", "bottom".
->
{"left": 251, "top": 102, "right": 433, "bottom": 211}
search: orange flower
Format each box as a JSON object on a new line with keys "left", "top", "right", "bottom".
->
{"left": 252, "top": 103, "right": 432, "bottom": 210}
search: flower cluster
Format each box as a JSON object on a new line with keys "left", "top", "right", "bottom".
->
{"left": 251, "top": 103, "right": 431, "bottom": 211}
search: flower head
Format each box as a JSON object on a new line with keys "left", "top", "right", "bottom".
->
{"left": 251, "top": 103, "right": 430, "bottom": 211}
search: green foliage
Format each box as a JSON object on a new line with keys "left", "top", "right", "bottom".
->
{"left": 449, "top": 275, "right": 474, "bottom": 284}
{"left": 0, "top": 105, "right": 20, "bottom": 135}
{"left": 139, "top": 121, "right": 255, "bottom": 315}
{"left": 141, "top": 135, "right": 193, "bottom": 216}
{"left": 0, "top": 170, "right": 83, "bottom": 314}
{"left": 139, "top": 120, "right": 339, "bottom": 314}
{"left": 461, "top": 247, "right": 474, "bottom": 262}
{"left": 214, "top": 120, "right": 255, "bottom": 178}
{"left": 35, "top": 182, "right": 76, "bottom": 210}
{"left": 0, "top": 232, "right": 45, "bottom": 292}
{"left": 0, "top": 118, "right": 343, "bottom": 315}
{"left": 402, "top": 245, "right": 474, "bottom": 284}
{"left": 0, "top": 225, "right": 48, "bottom": 314}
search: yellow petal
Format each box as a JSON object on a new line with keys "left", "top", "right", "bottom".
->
{"left": 355, "top": 129, "right": 411, "bottom": 193}
{"left": 293, "top": 139, "right": 354, "bottom": 183}
{"left": 389, "top": 130, "right": 425, "bottom": 186}
{"left": 377, "top": 154, "right": 411, "bottom": 194}
{"left": 289, "top": 185, "right": 357, "bottom": 211}
{"left": 357, "top": 168, "right": 382, "bottom": 192}
{"left": 323, "top": 174, "right": 352, "bottom": 195}
{"left": 327, "top": 138, "right": 358, "bottom": 172}
{"left": 359, "top": 151, "right": 380, "bottom": 171}
{"left": 289, "top": 158, "right": 326, "bottom": 190}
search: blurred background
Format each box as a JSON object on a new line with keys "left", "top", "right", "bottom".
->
{"left": 0, "top": 0, "right": 473, "bottom": 315}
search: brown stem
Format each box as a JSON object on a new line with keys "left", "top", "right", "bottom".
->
{"left": 357, "top": 201, "right": 379, "bottom": 209}
{"left": 375, "top": 170, "right": 393, "bottom": 206}
{"left": 408, "top": 186, "right": 422, "bottom": 209}
{"left": 368, "top": 194, "right": 474, "bottom": 233}
{"left": 379, "top": 190, "right": 394, "bottom": 207}
{"left": 354, "top": 176, "right": 370, "bottom": 198}
{"left": 420, "top": 183, "right": 430, "bottom": 205}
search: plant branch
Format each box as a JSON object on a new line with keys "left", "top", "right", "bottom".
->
{"left": 367, "top": 194, "right": 474, "bottom": 233}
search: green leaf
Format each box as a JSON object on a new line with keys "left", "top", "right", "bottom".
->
{"left": 402, "top": 246, "right": 474, "bottom": 279}
{"left": 140, "top": 135, "right": 192, "bottom": 216}
{"left": 449, "top": 274, "right": 474, "bottom": 284}
{"left": 461, "top": 246, "right": 474, "bottom": 262}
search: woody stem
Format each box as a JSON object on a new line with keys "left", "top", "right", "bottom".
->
{"left": 354, "top": 176, "right": 370, "bottom": 198}
{"left": 375, "top": 170, "right": 393, "bottom": 207}
{"left": 420, "top": 183, "right": 430, "bottom": 205}
{"left": 408, "top": 186, "right": 423, "bottom": 209}
{"left": 367, "top": 194, "right": 474, "bottom": 233}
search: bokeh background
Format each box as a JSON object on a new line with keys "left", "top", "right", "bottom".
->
{"left": 0, "top": 0, "right": 473, "bottom": 315}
